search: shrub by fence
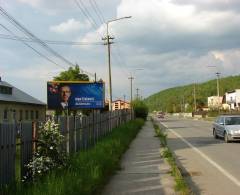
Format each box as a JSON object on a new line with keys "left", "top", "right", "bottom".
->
{"left": 0, "top": 109, "right": 131, "bottom": 187}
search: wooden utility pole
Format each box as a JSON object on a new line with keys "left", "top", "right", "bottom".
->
{"left": 216, "top": 72, "right": 220, "bottom": 97}
{"left": 136, "top": 88, "right": 139, "bottom": 99}
{"left": 103, "top": 24, "right": 114, "bottom": 111}
{"left": 193, "top": 83, "right": 197, "bottom": 112}
{"left": 128, "top": 76, "right": 134, "bottom": 119}
{"left": 216, "top": 72, "right": 221, "bottom": 111}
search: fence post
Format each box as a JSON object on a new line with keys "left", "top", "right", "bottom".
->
{"left": 0, "top": 123, "right": 16, "bottom": 186}
{"left": 82, "top": 116, "right": 88, "bottom": 149}
{"left": 75, "top": 116, "right": 81, "bottom": 152}
{"left": 20, "top": 122, "right": 33, "bottom": 181}
{"left": 68, "top": 116, "right": 75, "bottom": 153}
{"left": 58, "top": 116, "right": 67, "bottom": 153}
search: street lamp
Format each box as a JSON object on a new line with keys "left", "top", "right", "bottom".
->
{"left": 105, "top": 16, "right": 132, "bottom": 111}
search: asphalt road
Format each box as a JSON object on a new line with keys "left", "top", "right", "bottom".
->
{"left": 157, "top": 116, "right": 240, "bottom": 195}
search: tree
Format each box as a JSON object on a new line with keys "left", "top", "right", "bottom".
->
{"left": 53, "top": 65, "right": 90, "bottom": 116}
{"left": 132, "top": 99, "right": 149, "bottom": 120}
{"left": 54, "top": 65, "right": 89, "bottom": 81}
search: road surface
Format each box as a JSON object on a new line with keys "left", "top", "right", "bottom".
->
{"left": 157, "top": 116, "right": 240, "bottom": 195}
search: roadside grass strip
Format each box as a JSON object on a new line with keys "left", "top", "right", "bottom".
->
{"left": 2, "top": 119, "right": 144, "bottom": 195}
{"left": 152, "top": 120, "right": 191, "bottom": 195}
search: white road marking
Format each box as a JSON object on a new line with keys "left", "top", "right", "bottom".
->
{"left": 161, "top": 122, "right": 240, "bottom": 187}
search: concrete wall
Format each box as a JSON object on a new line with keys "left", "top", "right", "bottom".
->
{"left": 0, "top": 102, "right": 46, "bottom": 122}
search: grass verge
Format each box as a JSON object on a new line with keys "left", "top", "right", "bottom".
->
{"left": 153, "top": 120, "right": 191, "bottom": 195}
{"left": 2, "top": 118, "right": 144, "bottom": 195}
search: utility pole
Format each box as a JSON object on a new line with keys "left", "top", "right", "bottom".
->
{"left": 193, "top": 83, "right": 197, "bottom": 112}
{"left": 183, "top": 95, "right": 185, "bottom": 112}
{"left": 103, "top": 25, "right": 114, "bottom": 111}
{"left": 128, "top": 76, "right": 134, "bottom": 103}
{"left": 128, "top": 76, "right": 134, "bottom": 119}
{"left": 136, "top": 88, "right": 139, "bottom": 100}
{"left": 216, "top": 72, "right": 220, "bottom": 97}
{"left": 103, "top": 16, "right": 132, "bottom": 111}
{"left": 216, "top": 72, "right": 221, "bottom": 111}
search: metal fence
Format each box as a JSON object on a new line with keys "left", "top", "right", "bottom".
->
{"left": 0, "top": 109, "right": 131, "bottom": 186}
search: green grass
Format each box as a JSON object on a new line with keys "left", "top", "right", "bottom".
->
{"left": 153, "top": 120, "right": 191, "bottom": 195}
{"left": 2, "top": 119, "right": 144, "bottom": 195}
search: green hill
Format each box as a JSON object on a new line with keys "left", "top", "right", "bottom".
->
{"left": 145, "top": 75, "right": 240, "bottom": 112}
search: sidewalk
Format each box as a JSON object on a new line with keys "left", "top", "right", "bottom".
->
{"left": 102, "top": 119, "right": 175, "bottom": 195}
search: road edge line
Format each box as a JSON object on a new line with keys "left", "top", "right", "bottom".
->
{"left": 162, "top": 122, "right": 240, "bottom": 187}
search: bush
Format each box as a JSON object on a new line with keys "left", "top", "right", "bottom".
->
{"left": 132, "top": 100, "right": 149, "bottom": 120}
{"left": 5, "top": 119, "right": 144, "bottom": 195}
{"left": 24, "top": 119, "right": 66, "bottom": 181}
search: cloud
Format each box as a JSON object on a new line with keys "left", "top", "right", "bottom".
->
{"left": 16, "top": 0, "right": 74, "bottom": 9}
{"left": 17, "top": 0, "right": 40, "bottom": 7}
{"left": 50, "top": 18, "right": 91, "bottom": 34}
{"left": 111, "top": 0, "right": 240, "bottom": 55}
{"left": 6, "top": 0, "right": 240, "bottom": 100}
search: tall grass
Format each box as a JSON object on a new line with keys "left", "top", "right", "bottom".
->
{"left": 3, "top": 119, "right": 144, "bottom": 195}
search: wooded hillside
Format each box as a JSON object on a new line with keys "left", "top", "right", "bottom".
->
{"left": 145, "top": 75, "right": 240, "bottom": 112}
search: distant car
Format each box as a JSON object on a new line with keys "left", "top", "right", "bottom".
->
{"left": 213, "top": 115, "right": 240, "bottom": 143}
{"left": 157, "top": 112, "right": 165, "bottom": 119}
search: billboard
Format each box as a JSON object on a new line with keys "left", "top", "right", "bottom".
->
{"left": 47, "top": 81, "right": 105, "bottom": 109}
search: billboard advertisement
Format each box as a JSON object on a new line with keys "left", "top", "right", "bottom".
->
{"left": 47, "top": 81, "right": 105, "bottom": 109}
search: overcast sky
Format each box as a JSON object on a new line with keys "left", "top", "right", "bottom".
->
{"left": 1, "top": 0, "right": 240, "bottom": 103}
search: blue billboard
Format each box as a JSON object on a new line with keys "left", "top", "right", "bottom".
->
{"left": 47, "top": 81, "right": 105, "bottom": 109}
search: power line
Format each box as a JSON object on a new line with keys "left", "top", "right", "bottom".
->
{"left": 89, "top": 0, "right": 105, "bottom": 24}
{"left": 0, "top": 6, "right": 94, "bottom": 77}
{"left": 0, "top": 23, "right": 66, "bottom": 70}
{"left": 91, "top": 0, "right": 106, "bottom": 23}
{"left": 114, "top": 44, "right": 129, "bottom": 68}
{"left": 111, "top": 51, "right": 129, "bottom": 78}
{"left": 0, "top": 33, "right": 103, "bottom": 45}
{"left": 0, "top": 7, "right": 74, "bottom": 67}
{"left": 94, "top": 2, "right": 130, "bottom": 77}
{"left": 74, "top": 0, "right": 105, "bottom": 40}
{"left": 74, "top": 0, "right": 100, "bottom": 33}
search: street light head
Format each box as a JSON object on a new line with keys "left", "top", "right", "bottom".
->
{"left": 107, "top": 16, "right": 132, "bottom": 24}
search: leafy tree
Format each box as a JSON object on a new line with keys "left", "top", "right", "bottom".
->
{"left": 132, "top": 99, "right": 149, "bottom": 120}
{"left": 54, "top": 65, "right": 89, "bottom": 81}
{"left": 52, "top": 65, "right": 91, "bottom": 116}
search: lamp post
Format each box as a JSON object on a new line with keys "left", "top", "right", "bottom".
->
{"left": 104, "top": 16, "right": 132, "bottom": 111}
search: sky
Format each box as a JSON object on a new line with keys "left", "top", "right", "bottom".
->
{"left": 1, "top": 0, "right": 240, "bottom": 103}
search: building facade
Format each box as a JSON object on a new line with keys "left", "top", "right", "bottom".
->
{"left": 0, "top": 78, "right": 46, "bottom": 122}
{"left": 223, "top": 89, "right": 240, "bottom": 110}
{"left": 112, "top": 99, "right": 130, "bottom": 111}
{"left": 207, "top": 96, "right": 223, "bottom": 110}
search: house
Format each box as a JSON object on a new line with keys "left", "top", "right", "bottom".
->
{"left": 223, "top": 89, "right": 240, "bottom": 110}
{"left": 207, "top": 96, "right": 223, "bottom": 110}
{"left": 112, "top": 99, "right": 130, "bottom": 110}
{"left": 0, "top": 77, "right": 46, "bottom": 122}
